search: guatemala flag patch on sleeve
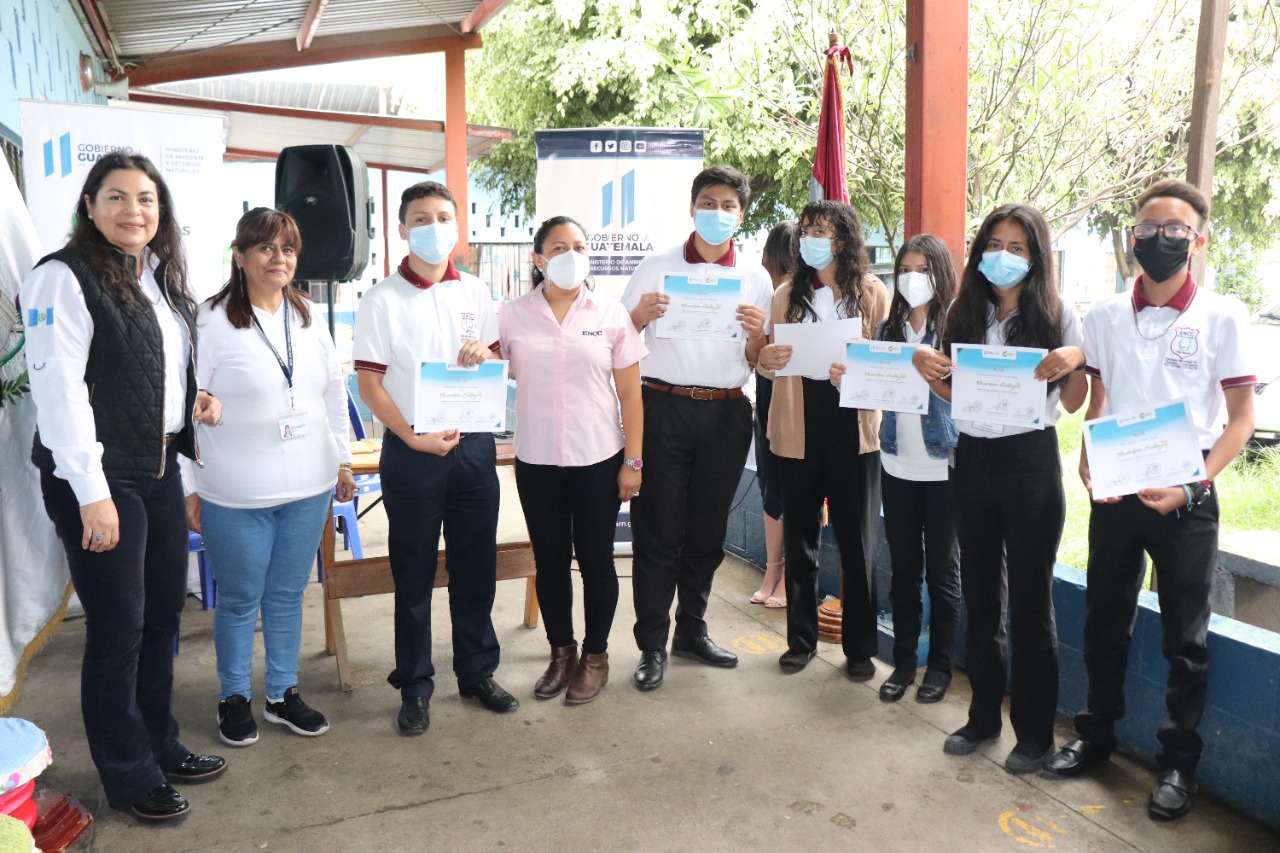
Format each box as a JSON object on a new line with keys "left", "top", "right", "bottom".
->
{"left": 27, "top": 307, "right": 54, "bottom": 327}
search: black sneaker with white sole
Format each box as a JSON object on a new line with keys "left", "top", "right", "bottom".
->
{"left": 217, "top": 694, "right": 259, "bottom": 747}
{"left": 264, "top": 687, "right": 330, "bottom": 737}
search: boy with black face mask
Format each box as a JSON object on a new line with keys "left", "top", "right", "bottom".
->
{"left": 1044, "top": 180, "right": 1256, "bottom": 821}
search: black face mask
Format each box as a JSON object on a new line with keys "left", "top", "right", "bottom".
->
{"left": 1133, "top": 232, "right": 1191, "bottom": 284}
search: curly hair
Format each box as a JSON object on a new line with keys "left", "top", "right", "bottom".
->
{"left": 882, "top": 234, "right": 957, "bottom": 343}
{"left": 68, "top": 152, "right": 190, "bottom": 307}
{"left": 942, "top": 203, "right": 1063, "bottom": 355}
{"left": 209, "top": 207, "right": 312, "bottom": 329}
{"left": 785, "top": 201, "right": 868, "bottom": 324}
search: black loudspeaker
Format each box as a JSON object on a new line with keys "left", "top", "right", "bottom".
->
{"left": 275, "top": 145, "right": 373, "bottom": 281}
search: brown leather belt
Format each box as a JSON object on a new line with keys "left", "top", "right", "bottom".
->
{"left": 164, "top": 432, "right": 180, "bottom": 446}
{"left": 641, "top": 379, "right": 744, "bottom": 401}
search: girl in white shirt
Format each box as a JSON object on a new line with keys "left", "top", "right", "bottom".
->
{"left": 183, "top": 208, "right": 354, "bottom": 748}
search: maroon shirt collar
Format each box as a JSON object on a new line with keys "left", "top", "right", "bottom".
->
{"left": 398, "top": 255, "right": 461, "bottom": 289}
{"left": 682, "top": 232, "right": 736, "bottom": 267}
{"left": 1132, "top": 271, "right": 1196, "bottom": 312}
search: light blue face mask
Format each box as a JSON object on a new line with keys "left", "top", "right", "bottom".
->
{"left": 799, "top": 236, "right": 834, "bottom": 271}
{"left": 694, "top": 209, "right": 739, "bottom": 246}
{"left": 978, "top": 249, "right": 1030, "bottom": 289}
{"left": 408, "top": 222, "right": 458, "bottom": 265}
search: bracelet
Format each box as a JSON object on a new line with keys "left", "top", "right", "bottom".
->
{"left": 338, "top": 463, "right": 353, "bottom": 471}
{"left": 1181, "top": 484, "right": 1194, "bottom": 509}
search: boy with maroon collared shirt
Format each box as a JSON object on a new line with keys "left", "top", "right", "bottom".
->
{"left": 1044, "top": 180, "right": 1256, "bottom": 821}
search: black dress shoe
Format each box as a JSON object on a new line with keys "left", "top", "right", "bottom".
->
{"left": 459, "top": 677, "right": 520, "bottom": 713}
{"left": 1148, "top": 769, "right": 1196, "bottom": 821}
{"left": 634, "top": 650, "right": 668, "bottom": 691}
{"left": 397, "top": 696, "right": 430, "bottom": 735}
{"left": 915, "top": 669, "right": 951, "bottom": 704}
{"left": 845, "top": 657, "right": 876, "bottom": 681}
{"left": 1042, "top": 738, "right": 1111, "bottom": 778}
{"left": 166, "top": 753, "right": 227, "bottom": 783}
{"left": 671, "top": 634, "right": 739, "bottom": 668}
{"left": 778, "top": 648, "right": 816, "bottom": 673}
{"left": 127, "top": 783, "right": 190, "bottom": 823}
{"left": 878, "top": 672, "right": 913, "bottom": 702}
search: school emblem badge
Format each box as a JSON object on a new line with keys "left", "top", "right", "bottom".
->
{"left": 460, "top": 311, "right": 477, "bottom": 340}
{"left": 1170, "top": 327, "right": 1199, "bottom": 360}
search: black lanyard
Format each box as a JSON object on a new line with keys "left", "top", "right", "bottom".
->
{"left": 251, "top": 300, "right": 294, "bottom": 407}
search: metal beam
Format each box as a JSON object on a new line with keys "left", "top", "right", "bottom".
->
{"left": 296, "top": 0, "right": 331, "bottom": 52}
{"left": 904, "top": 0, "right": 969, "bottom": 272}
{"left": 345, "top": 125, "right": 373, "bottom": 146}
{"left": 224, "top": 148, "right": 435, "bottom": 176}
{"left": 127, "top": 91, "right": 447, "bottom": 132}
{"left": 445, "top": 45, "right": 471, "bottom": 264}
{"left": 75, "top": 0, "right": 117, "bottom": 65}
{"left": 126, "top": 26, "right": 482, "bottom": 86}
{"left": 1186, "top": 0, "right": 1228, "bottom": 284}
{"left": 462, "top": 0, "right": 513, "bottom": 33}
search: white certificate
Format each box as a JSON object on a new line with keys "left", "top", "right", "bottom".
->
{"left": 413, "top": 360, "right": 509, "bottom": 433}
{"left": 840, "top": 341, "right": 930, "bottom": 413}
{"left": 774, "top": 317, "right": 863, "bottom": 377}
{"left": 1082, "top": 399, "right": 1206, "bottom": 500}
{"left": 656, "top": 273, "right": 742, "bottom": 341}
{"left": 951, "top": 344, "right": 1049, "bottom": 429}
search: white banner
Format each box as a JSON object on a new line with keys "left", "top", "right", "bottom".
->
{"left": 19, "top": 100, "right": 226, "bottom": 301}
{"left": 535, "top": 128, "right": 705, "bottom": 304}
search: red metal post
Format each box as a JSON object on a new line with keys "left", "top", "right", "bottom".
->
{"left": 904, "top": 1, "right": 968, "bottom": 271}
{"left": 445, "top": 44, "right": 470, "bottom": 266}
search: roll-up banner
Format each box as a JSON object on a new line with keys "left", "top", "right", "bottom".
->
{"left": 19, "top": 100, "right": 226, "bottom": 301}
{"left": 534, "top": 128, "right": 705, "bottom": 303}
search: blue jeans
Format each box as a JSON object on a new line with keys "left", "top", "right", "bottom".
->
{"left": 200, "top": 491, "right": 332, "bottom": 700}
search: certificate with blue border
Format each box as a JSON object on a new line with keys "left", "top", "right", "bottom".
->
{"left": 413, "top": 360, "right": 509, "bottom": 433}
{"left": 951, "top": 344, "right": 1048, "bottom": 429}
{"left": 1082, "top": 399, "right": 1205, "bottom": 500}
{"left": 840, "top": 341, "right": 929, "bottom": 413}
{"left": 656, "top": 274, "right": 742, "bottom": 341}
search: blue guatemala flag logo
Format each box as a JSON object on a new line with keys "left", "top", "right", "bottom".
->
{"left": 27, "top": 307, "right": 54, "bottom": 327}
{"left": 43, "top": 132, "right": 72, "bottom": 178}
{"left": 601, "top": 170, "right": 636, "bottom": 228}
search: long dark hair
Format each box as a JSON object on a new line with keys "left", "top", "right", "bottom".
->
{"left": 68, "top": 152, "right": 190, "bottom": 306}
{"left": 785, "top": 201, "right": 868, "bottom": 323}
{"left": 209, "top": 207, "right": 312, "bottom": 329}
{"left": 531, "top": 215, "right": 592, "bottom": 290}
{"left": 761, "top": 220, "right": 797, "bottom": 284}
{"left": 942, "top": 203, "right": 1062, "bottom": 353}
{"left": 883, "top": 234, "right": 957, "bottom": 343}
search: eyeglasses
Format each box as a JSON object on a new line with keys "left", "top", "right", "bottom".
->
{"left": 1132, "top": 223, "right": 1199, "bottom": 240}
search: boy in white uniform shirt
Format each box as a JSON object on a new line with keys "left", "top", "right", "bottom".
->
{"left": 621, "top": 165, "right": 772, "bottom": 691}
{"left": 353, "top": 182, "right": 518, "bottom": 736}
{"left": 1044, "top": 180, "right": 1256, "bottom": 821}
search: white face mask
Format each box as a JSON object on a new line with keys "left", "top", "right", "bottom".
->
{"left": 896, "top": 271, "right": 934, "bottom": 308}
{"left": 543, "top": 250, "right": 591, "bottom": 290}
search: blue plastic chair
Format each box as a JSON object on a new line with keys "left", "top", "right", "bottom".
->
{"left": 317, "top": 387, "right": 382, "bottom": 580}
{"left": 188, "top": 530, "right": 216, "bottom": 610}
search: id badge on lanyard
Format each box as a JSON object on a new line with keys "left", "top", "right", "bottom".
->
{"left": 252, "top": 302, "right": 309, "bottom": 441}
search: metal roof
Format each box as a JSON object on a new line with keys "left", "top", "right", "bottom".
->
{"left": 73, "top": 0, "right": 511, "bottom": 84}
{"left": 150, "top": 79, "right": 390, "bottom": 115}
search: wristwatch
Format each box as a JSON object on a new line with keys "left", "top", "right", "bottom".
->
{"left": 623, "top": 457, "right": 644, "bottom": 471}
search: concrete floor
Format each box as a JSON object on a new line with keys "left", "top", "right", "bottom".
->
{"left": 9, "top": 469, "right": 1278, "bottom": 852}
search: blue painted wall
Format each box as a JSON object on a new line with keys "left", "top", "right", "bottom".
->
{"left": 0, "top": 0, "right": 103, "bottom": 146}
{"left": 725, "top": 466, "right": 1280, "bottom": 829}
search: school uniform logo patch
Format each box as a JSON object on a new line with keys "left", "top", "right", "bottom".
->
{"left": 1170, "top": 327, "right": 1199, "bottom": 360}
{"left": 459, "top": 312, "right": 477, "bottom": 340}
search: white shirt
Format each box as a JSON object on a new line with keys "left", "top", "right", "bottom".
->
{"left": 620, "top": 240, "right": 773, "bottom": 389}
{"left": 1084, "top": 277, "right": 1255, "bottom": 450}
{"left": 352, "top": 265, "right": 499, "bottom": 429}
{"left": 956, "top": 300, "right": 1083, "bottom": 439}
{"left": 881, "top": 320, "right": 948, "bottom": 481}
{"left": 21, "top": 254, "right": 191, "bottom": 505}
{"left": 180, "top": 298, "right": 351, "bottom": 509}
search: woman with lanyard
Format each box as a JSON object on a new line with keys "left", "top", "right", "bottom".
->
{"left": 748, "top": 220, "right": 795, "bottom": 610}
{"left": 182, "top": 207, "right": 355, "bottom": 747}
{"left": 21, "top": 152, "right": 224, "bottom": 823}
{"left": 757, "top": 200, "right": 888, "bottom": 680}
{"left": 912, "top": 203, "right": 1086, "bottom": 774}
{"left": 499, "top": 216, "right": 646, "bottom": 704}
{"left": 831, "top": 234, "right": 961, "bottom": 704}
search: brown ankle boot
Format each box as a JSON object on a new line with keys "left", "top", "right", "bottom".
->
{"left": 534, "top": 644, "right": 578, "bottom": 699}
{"left": 565, "top": 652, "right": 609, "bottom": 705}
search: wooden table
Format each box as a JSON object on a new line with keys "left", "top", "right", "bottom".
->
{"left": 320, "top": 441, "right": 539, "bottom": 691}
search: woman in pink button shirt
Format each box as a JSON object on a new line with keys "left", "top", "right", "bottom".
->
{"left": 499, "top": 215, "right": 647, "bottom": 705}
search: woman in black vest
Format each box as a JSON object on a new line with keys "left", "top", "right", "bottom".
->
{"left": 21, "top": 153, "right": 225, "bottom": 823}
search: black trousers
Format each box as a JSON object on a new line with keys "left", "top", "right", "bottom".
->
{"left": 1072, "top": 491, "right": 1219, "bottom": 772}
{"left": 951, "top": 429, "right": 1064, "bottom": 750}
{"left": 39, "top": 446, "right": 191, "bottom": 809}
{"left": 778, "top": 378, "right": 878, "bottom": 661}
{"left": 515, "top": 451, "right": 623, "bottom": 655}
{"left": 882, "top": 470, "right": 961, "bottom": 673}
{"left": 381, "top": 432, "right": 500, "bottom": 700}
{"left": 752, "top": 373, "right": 784, "bottom": 520}
{"left": 631, "top": 386, "right": 753, "bottom": 650}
